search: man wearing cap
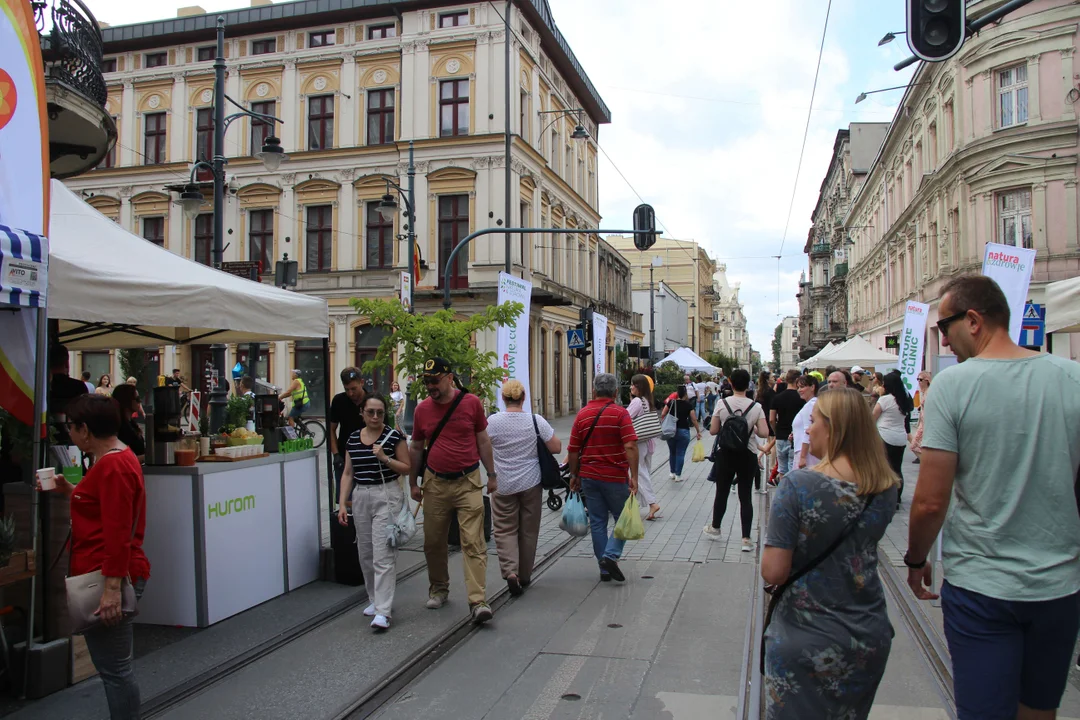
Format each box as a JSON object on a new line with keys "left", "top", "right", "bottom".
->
{"left": 329, "top": 366, "right": 368, "bottom": 483}
{"left": 409, "top": 357, "right": 497, "bottom": 624}
{"left": 850, "top": 366, "right": 870, "bottom": 391}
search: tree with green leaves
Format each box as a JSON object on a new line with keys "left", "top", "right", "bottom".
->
{"left": 119, "top": 349, "right": 148, "bottom": 394}
{"left": 772, "top": 323, "right": 783, "bottom": 373}
{"left": 704, "top": 351, "right": 736, "bottom": 377}
{"left": 349, "top": 298, "right": 524, "bottom": 408}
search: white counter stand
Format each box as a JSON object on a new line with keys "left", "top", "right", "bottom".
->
{"left": 136, "top": 450, "right": 320, "bottom": 627}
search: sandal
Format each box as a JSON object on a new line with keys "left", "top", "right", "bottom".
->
{"left": 645, "top": 505, "right": 662, "bottom": 521}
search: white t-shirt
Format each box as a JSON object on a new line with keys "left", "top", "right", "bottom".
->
{"left": 485, "top": 411, "right": 555, "bottom": 495}
{"left": 792, "top": 397, "right": 819, "bottom": 465}
{"left": 684, "top": 382, "right": 698, "bottom": 399}
{"left": 875, "top": 394, "right": 909, "bottom": 446}
{"left": 693, "top": 382, "right": 708, "bottom": 399}
{"left": 711, "top": 395, "right": 766, "bottom": 453}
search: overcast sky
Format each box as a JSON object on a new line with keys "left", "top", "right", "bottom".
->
{"left": 81, "top": 0, "right": 915, "bottom": 355}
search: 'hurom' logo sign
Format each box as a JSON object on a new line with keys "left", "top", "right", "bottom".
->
{"left": 208, "top": 495, "right": 256, "bottom": 519}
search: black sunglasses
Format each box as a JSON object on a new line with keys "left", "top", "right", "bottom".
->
{"left": 936, "top": 310, "right": 973, "bottom": 337}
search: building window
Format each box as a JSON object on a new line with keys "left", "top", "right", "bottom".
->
{"left": 998, "top": 64, "right": 1028, "bottom": 128}
{"left": 439, "top": 11, "right": 469, "bottom": 28}
{"left": 195, "top": 107, "right": 214, "bottom": 180}
{"left": 367, "top": 23, "right": 396, "bottom": 39}
{"left": 144, "top": 52, "right": 167, "bottom": 68}
{"left": 438, "top": 195, "right": 469, "bottom": 288}
{"left": 307, "top": 95, "right": 334, "bottom": 150}
{"left": 306, "top": 205, "right": 332, "bottom": 272}
{"left": 100, "top": 116, "right": 118, "bottom": 168}
{"left": 197, "top": 46, "right": 214, "bottom": 62}
{"left": 366, "top": 89, "right": 394, "bottom": 145}
{"left": 309, "top": 30, "right": 335, "bottom": 47}
{"left": 142, "top": 217, "right": 164, "bottom": 247}
{"left": 519, "top": 90, "right": 529, "bottom": 141}
{"left": 439, "top": 79, "right": 469, "bottom": 137}
{"left": 248, "top": 209, "right": 273, "bottom": 272}
{"left": 194, "top": 213, "right": 213, "bottom": 266}
{"left": 250, "top": 100, "right": 276, "bottom": 155}
{"left": 143, "top": 112, "right": 166, "bottom": 164}
{"left": 519, "top": 201, "right": 529, "bottom": 266}
{"left": 236, "top": 344, "right": 270, "bottom": 382}
{"left": 294, "top": 340, "right": 326, "bottom": 414}
{"left": 251, "top": 38, "right": 276, "bottom": 55}
{"left": 998, "top": 188, "right": 1033, "bottom": 249}
{"left": 364, "top": 202, "right": 394, "bottom": 269}
{"left": 101, "top": 57, "right": 116, "bottom": 73}
{"left": 355, "top": 326, "right": 391, "bottom": 395}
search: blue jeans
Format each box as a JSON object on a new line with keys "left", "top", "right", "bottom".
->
{"left": 84, "top": 578, "right": 147, "bottom": 720}
{"left": 581, "top": 478, "right": 628, "bottom": 568}
{"left": 775, "top": 439, "right": 793, "bottom": 475}
{"left": 667, "top": 428, "right": 691, "bottom": 476}
{"left": 943, "top": 580, "right": 1080, "bottom": 718}
{"left": 696, "top": 399, "right": 706, "bottom": 422}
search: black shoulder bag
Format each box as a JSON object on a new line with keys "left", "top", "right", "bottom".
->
{"left": 419, "top": 389, "right": 468, "bottom": 476}
{"left": 759, "top": 493, "right": 875, "bottom": 674}
{"left": 533, "top": 414, "right": 563, "bottom": 490}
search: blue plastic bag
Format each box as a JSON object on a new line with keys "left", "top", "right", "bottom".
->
{"left": 560, "top": 492, "right": 589, "bottom": 537}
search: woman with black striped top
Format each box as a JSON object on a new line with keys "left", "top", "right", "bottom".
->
{"left": 336, "top": 396, "right": 410, "bottom": 630}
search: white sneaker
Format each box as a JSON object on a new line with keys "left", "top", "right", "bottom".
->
{"left": 675, "top": 475, "right": 683, "bottom": 483}
{"left": 362, "top": 603, "right": 376, "bottom": 617}
{"left": 370, "top": 614, "right": 390, "bottom": 630}
{"left": 742, "top": 538, "right": 753, "bottom": 552}
{"left": 669, "top": 472, "right": 677, "bottom": 481}
{"left": 425, "top": 595, "right": 447, "bottom": 609}
{"left": 702, "top": 524, "right": 721, "bottom": 540}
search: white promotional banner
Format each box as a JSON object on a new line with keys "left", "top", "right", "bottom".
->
{"left": 982, "top": 243, "right": 1036, "bottom": 343}
{"left": 495, "top": 272, "right": 532, "bottom": 411}
{"left": 592, "top": 312, "right": 608, "bottom": 377}
{"left": 399, "top": 271, "right": 411, "bottom": 312}
{"left": 897, "top": 301, "right": 929, "bottom": 397}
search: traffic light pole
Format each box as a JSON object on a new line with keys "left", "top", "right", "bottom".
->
{"left": 895, "top": 0, "right": 1034, "bottom": 70}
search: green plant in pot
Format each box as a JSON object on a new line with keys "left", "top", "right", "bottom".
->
{"left": 0, "top": 514, "right": 16, "bottom": 567}
{"left": 220, "top": 395, "right": 253, "bottom": 434}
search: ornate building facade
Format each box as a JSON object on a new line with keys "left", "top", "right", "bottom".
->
{"left": 711, "top": 264, "right": 751, "bottom": 367}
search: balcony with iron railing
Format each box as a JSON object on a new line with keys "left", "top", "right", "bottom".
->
{"left": 832, "top": 262, "right": 848, "bottom": 281}
{"left": 34, "top": 0, "right": 116, "bottom": 178}
{"left": 810, "top": 242, "right": 832, "bottom": 258}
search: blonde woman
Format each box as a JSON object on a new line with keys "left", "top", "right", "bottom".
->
{"left": 761, "top": 388, "right": 899, "bottom": 719}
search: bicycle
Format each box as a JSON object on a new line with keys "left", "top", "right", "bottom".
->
{"left": 294, "top": 414, "right": 326, "bottom": 449}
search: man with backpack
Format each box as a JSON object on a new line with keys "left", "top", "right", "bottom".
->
{"left": 703, "top": 369, "right": 769, "bottom": 551}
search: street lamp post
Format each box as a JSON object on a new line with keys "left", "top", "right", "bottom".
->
{"left": 176, "top": 16, "right": 288, "bottom": 433}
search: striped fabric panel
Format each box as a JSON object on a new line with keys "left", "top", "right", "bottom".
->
{"left": 0, "top": 224, "right": 49, "bottom": 308}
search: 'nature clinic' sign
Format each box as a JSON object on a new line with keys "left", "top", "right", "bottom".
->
{"left": 496, "top": 272, "right": 532, "bottom": 410}
{"left": 898, "top": 301, "right": 929, "bottom": 397}
{"left": 982, "top": 243, "right": 1036, "bottom": 344}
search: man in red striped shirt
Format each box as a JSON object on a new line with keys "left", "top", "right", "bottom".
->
{"left": 568, "top": 372, "right": 639, "bottom": 582}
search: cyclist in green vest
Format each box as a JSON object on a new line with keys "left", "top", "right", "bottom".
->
{"left": 279, "top": 369, "right": 311, "bottom": 427}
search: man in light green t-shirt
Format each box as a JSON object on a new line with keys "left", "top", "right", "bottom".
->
{"left": 905, "top": 275, "right": 1080, "bottom": 719}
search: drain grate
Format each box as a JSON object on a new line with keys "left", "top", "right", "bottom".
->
{"left": 561, "top": 693, "right": 581, "bottom": 701}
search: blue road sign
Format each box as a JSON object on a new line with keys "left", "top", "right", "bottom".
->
{"left": 567, "top": 328, "right": 586, "bottom": 349}
{"left": 1020, "top": 303, "right": 1045, "bottom": 347}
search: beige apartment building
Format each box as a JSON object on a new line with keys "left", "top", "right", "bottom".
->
{"left": 605, "top": 235, "right": 717, "bottom": 357}
{"left": 711, "top": 264, "right": 751, "bottom": 367}
{"left": 846, "top": 0, "right": 1080, "bottom": 366}
{"left": 63, "top": 0, "right": 639, "bottom": 417}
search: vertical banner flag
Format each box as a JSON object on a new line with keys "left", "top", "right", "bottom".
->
{"left": 0, "top": 0, "right": 50, "bottom": 426}
{"left": 399, "top": 271, "right": 411, "bottom": 312}
{"left": 982, "top": 243, "right": 1036, "bottom": 343}
{"left": 592, "top": 312, "right": 608, "bottom": 377}
{"left": 495, "top": 272, "right": 532, "bottom": 411}
{"left": 897, "top": 301, "right": 929, "bottom": 397}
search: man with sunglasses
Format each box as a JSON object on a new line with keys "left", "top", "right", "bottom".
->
{"left": 329, "top": 367, "right": 368, "bottom": 483}
{"left": 409, "top": 357, "right": 497, "bottom": 625}
{"left": 905, "top": 275, "right": 1080, "bottom": 720}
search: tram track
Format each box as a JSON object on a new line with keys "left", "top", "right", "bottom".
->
{"left": 736, "top": 488, "right": 768, "bottom": 720}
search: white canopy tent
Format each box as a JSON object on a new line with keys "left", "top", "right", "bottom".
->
{"left": 48, "top": 180, "right": 328, "bottom": 349}
{"left": 1046, "top": 276, "right": 1080, "bottom": 334}
{"left": 655, "top": 347, "right": 719, "bottom": 373}
{"left": 797, "top": 342, "right": 838, "bottom": 369}
{"left": 810, "top": 335, "right": 899, "bottom": 368}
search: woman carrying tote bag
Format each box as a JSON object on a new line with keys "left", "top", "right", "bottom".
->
{"left": 627, "top": 374, "right": 661, "bottom": 521}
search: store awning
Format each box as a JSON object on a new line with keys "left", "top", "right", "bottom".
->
{"left": 1046, "top": 276, "right": 1080, "bottom": 334}
{"left": 47, "top": 180, "right": 328, "bottom": 350}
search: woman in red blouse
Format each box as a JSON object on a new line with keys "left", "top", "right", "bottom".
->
{"left": 41, "top": 394, "right": 149, "bottom": 720}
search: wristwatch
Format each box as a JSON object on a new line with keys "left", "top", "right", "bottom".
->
{"left": 903, "top": 552, "right": 927, "bottom": 570}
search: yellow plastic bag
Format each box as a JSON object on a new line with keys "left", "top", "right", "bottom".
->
{"left": 691, "top": 440, "right": 705, "bottom": 463}
{"left": 613, "top": 495, "right": 645, "bottom": 541}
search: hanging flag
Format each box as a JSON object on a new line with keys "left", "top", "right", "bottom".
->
{"left": 413, "top": 244, "right": 422, "bottom": 282}
{"left": 592, "top": 312, "right": 608, "bottom": 377}
{"left": 400, "top": 271, "right": 412, "bottom": 312}
{"left": 981, "top": 243, "right": 1036, "bottom": 344}
{"left": 495, "top": 272, "right": 532, "bottom": 411}
{"left": 897, "top": 301, "right": 929, "bottom": 397}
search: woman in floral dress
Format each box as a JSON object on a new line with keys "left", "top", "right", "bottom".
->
{"left": 761, "top": 387, "right": 899, "bottom": 719}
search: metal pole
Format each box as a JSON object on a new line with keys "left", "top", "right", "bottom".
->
{"left": 22, "top": 306, "right": 48, "bottom": 698}
{"left": 209, "top": 17, "right": 228, "bottom": 432}
{"left": 504, "top": 0, "right": 512, "bottom": 274}
{"left": 580, "top": 352, "right": 588, "bottom": 410}
{"left": 650, "top": 263, "right": 656, "bottom": 362}
{"left": 403, "top": 140, "right": 417, "bottom": 434}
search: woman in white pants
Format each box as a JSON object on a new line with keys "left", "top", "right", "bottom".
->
{"left": 627, "top": 374, "right": 661, "bottom": 520}
{"left": 336, "top": 395, "right": 411, "bottom": 630}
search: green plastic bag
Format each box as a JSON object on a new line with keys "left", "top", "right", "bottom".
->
{"left": 613, "top": 494, "right": 645, "bottom": 541}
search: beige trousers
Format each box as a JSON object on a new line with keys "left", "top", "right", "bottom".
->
{"left": 491, "top": 484, "right": 543, "bottom": 582}
{"left": 422, "top": 469, "right": 487, "bottom": 606}
{"left": 351, "top": 481, "right": 403, "bottom": 617}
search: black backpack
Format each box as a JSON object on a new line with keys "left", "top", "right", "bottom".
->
{"left": 716, "top": 398, "right": 756, "bottom": 455}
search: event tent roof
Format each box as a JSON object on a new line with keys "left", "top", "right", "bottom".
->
{"left": 809, "top": 335, "right": 898, "bottom": 368}
{"left": 1046, "top": 276, "right": 1080, "bottom": 334}
{"left": 655, "top": 347, "right": 719, "bottom": 373}
{"left": 48, "top": 181, "right": 328, "bottom": 350}
{"left": 797, "top": 342, "right": 837, "bottom": 368}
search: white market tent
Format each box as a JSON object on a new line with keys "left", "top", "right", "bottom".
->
{"left": 48, "top": 180, "right": 328, "bottom": 350}
{"left": 811, "top": 335, "right": 898, "bottom": 368}
{"left": 1046, "top": 276, "right": 1080, "bottom": 334}
{"left": 797, "top": 341, "right": 838, "bottom": 369}
{"left": 655, "top": 347, "right": 719, "bottom": 373}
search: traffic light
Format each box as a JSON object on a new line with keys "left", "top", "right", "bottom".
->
{"left": 633, "top": 204, "right": 657, "bottom": 251}
{"left": 907, "top": 0, "right": 966, "bottom": 62}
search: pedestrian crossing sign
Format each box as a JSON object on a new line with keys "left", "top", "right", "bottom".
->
{"left": 567, "top": 328, "right": 586, "bottom": 349}
{"left": 1020, "top": 303, "right": 1044, "bottom": 347}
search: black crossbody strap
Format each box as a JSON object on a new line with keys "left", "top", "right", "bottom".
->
{"left": 420, "top": 390, "right": 468, "bottom": 474}
{"left": 578, "top": 402, "right": 612, "bottom": 457}
{"left": 760, "top": 493, "right": 874, "bottom": 673}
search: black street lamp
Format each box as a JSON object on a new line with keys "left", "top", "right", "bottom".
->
{"left": 171, "top": 16, "right": 288, "bottom": 434}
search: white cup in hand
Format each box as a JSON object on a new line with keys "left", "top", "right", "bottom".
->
{"left": 36, "top": 467, "right": 56, "bottom": 491}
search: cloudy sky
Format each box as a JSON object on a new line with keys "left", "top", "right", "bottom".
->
{"left": 81, "top": 0, "right": 915, "bottom": 354}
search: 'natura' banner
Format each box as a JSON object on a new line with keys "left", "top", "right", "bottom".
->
{"left": 495, "top": 272, "right": 532, "bottom": 410}
{"left": 981, "top": 243, "right": 1036, "bottom": 343}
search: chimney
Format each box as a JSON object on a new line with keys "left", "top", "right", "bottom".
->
{"left": 177, "top": 6, "right": 206, "bottom": 17}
